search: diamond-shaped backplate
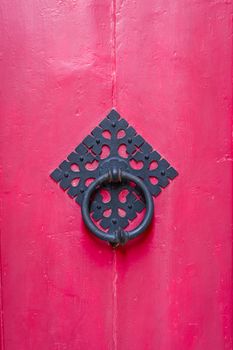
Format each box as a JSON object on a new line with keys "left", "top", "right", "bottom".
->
{"left": 50, "top": 110, "right": 178, "bottom": 232}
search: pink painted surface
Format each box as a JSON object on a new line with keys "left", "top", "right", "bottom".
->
{"left": 0, "top": 1, "right": 232, "bottom": 350}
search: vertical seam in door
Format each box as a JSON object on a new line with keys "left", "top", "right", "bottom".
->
{"left": 112, "top": 250, "right": 118, "bottom": 350}
{"left": 111, "top": 0, "right": 118, "bottom": 348}
{"left": 111, "top": 0, "right": 117, "bottom": 107}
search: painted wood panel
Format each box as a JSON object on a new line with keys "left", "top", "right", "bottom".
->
{"left": 0, "top": 0, "right": 232, "bottom": 349}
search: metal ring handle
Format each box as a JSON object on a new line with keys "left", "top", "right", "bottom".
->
{"left": 81, "top": 168, "right": 154, "bottom": 245}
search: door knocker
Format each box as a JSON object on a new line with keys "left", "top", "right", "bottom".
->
{"left": 50, "top": 110, "right": 178, "bottom": 246}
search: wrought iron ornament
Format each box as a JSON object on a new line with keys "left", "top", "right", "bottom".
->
{"left": 50, "top": 110, "right": 178, "bottom": 245}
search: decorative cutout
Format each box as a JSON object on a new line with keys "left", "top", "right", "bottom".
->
{"left": 50, "top": 110, "right": 178, "bottom": 230}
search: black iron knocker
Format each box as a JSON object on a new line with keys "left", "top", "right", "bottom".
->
{"left": 50, "top": 109, "right": 178, "bottom": 246}
{"left": 81, "top": 165, "right": 154, "bottom": 245}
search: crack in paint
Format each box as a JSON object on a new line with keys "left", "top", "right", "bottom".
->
{"left": 0, "top": 222, "right": 5, "bottom": 350}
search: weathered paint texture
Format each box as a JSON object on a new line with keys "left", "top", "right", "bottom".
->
{"left": 0, "top": 1, "right": 232, "bottom": 350}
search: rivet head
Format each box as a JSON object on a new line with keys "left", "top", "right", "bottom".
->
{"left": 128, "top": 204, "right": 132, "bottom": 209}
{"left": 80, "top": 156, "right": 84, "bottom": 161}
{"left": 161, "top": 170, "right": 166, "bottom": 176}
{"left": 145, "top": 154, "right": 149, "bottom": 160}
{"left": 128, "top": 138, "right": 132, "bottom": 143}
{"left": 96, "top": 139, "right": 100, "bottom": 144}
{"left": 112, "top": 218, "right": 117, "bottom": 224}
{"left": 80, "top": 188, "right": 84, "bottom": 193}
{"left": 97, "top": 204, "right": 101, "bottom": 209}
{"left": 64, "top": 172, "right": 69, "bottom": 178}
{"left": 112, "top": 122, "right": 116, "bottom": 127}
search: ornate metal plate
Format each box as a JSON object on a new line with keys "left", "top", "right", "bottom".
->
{"left": 50, "top": 110, "right": 178, "bottom": 232}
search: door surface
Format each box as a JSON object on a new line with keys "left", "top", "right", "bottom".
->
{"left": 0, "top": 1, "right": 232, "bottom": 349}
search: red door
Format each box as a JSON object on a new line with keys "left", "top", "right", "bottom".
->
{"left": 0, "top": 1, "right": 232, "bottom": 349}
